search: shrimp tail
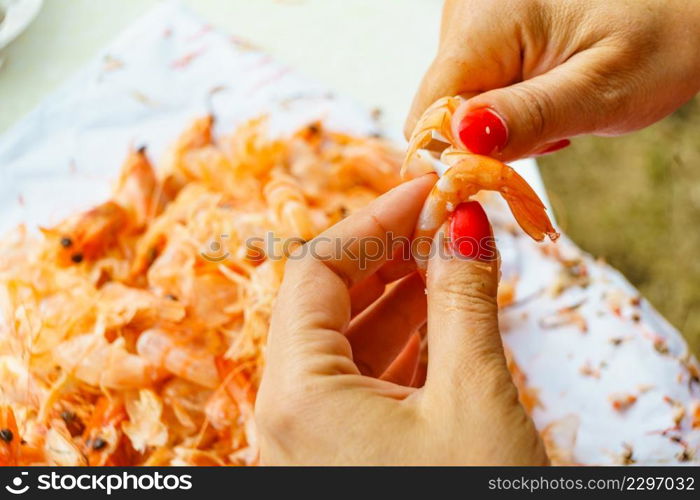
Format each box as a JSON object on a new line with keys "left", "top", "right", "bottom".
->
{"left": 503, "top": 193, "right": 559, "bottom": 242}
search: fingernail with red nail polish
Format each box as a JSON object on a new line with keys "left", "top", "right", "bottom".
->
{"left": 449, "top": 201, "right": 496, "bottom": 261}
{"left": 536, "top": 139, "right": 570, "bottom": 155}
{"left": 458, "top": 108, "right": 508, "bottom": 155}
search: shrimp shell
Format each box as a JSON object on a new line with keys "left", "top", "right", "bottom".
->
{"left": 401, "top": 95, "right": 463, "bottom": 178}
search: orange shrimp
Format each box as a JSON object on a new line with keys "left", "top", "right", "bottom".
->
{"left": 113, "top": 146, "right": 158, "bottom": 228}
{"left": 403, "top": 96, "right": 558, "bottom": 261}
{"left": 136, "top": 329, "right": 220, "bottom": 389}
{"left": 42, "top": 201, "right": 129, "bottom": 265}
{"left": 212, "top": 357, "right": 258, "bottom": 464}
{"left": 45, "top": 420, "right": 87, "bottom": 466}
{"left": 0, "top": 406, "right": 20, "bottom": 466}
{"left": 264, "top": 173, "right": 317, "bottom": 241}
{"left": 42, "top": 148, "right": 159, "bottom": 266}
{"left": 415, "top": 151, "right": 559, "bottom": 243}
{"left": 82, "top": 396, "right": 135, "bottom": 466}
{"left": 401, "top": 96, "right": 463, "bottom": 179}
{"left": 215, "top": 357, "right": 256, "bottom": 418}
{"left": 54, "top": 334, "right": 163, "bottom": 389}
{"left": 328, "top": 134, "right": 403, "bottom": 193}
{"left": 174, "top": 115, "right": 215, "bottom": 152}
{"left": 160, "top": 115, "right": 216, "bottom": 201}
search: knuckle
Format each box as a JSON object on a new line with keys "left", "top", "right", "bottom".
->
{"left": 507, "top": 83, "right": 555, "bottom": 139}
{"left": 434, "top": 262, "right": 498, "bottom": 313}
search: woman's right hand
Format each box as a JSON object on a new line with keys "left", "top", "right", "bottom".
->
{"left": 405, "top": 0, "right": 700, "bottom": 161}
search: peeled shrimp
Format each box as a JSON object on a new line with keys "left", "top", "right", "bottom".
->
{"left": 404, "top": 96, "right": 558, "bottom": 259}
{"left": 264, "top": 173, "right": 317, "bottom": 241}
{"left": 54, "top": 334, "right": 162, "bottom": 389}
{"left": 136, "top": 329, "right": 220, "bottom": 389}
{"left": 416, "top": 150, "right": 559, "bottom": 243}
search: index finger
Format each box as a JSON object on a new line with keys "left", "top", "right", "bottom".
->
{"left": 266, "top": 175, "right": 435, "bottom": 373}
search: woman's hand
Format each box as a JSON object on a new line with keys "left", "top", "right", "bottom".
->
{"left": 255, "top": 176, "right": 548, "bottom": 465}
{"left": 406, "top": 0, "right": 700, "bottom": 161}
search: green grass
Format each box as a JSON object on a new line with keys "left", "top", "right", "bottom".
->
{"left": 539, "top": 96, "right": 700, "bottom": 356}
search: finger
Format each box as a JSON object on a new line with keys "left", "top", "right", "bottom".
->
{"left": 349, "top": 241, "right": 416, "bottom": 317}
{"left": 403, "top": 53, "right": 482, "bottom": 140}
{"left": 411, "top": 351, "right": 428, "bottom": 388}
{"left": 346, "top": 272, "right": 427, "bottom": 377}
{"left": 312, "top": 174, "right": 435, "bottom": 289}
{"left": 266, "top": 175, "right": 435, "bottom": 375}
{"left": 380, "top": 333, "right": 422, "bottom": 386}
{"left": 423, "top": 203, "right": 511, "bottom": 403}
{"left": 349, "top": 274, "right": 385, "bottom": 317}
{"left": 455, "top": 46, "right": 636, "bottom": 161}
{"left": 404, "top": 18, "right": 519, "bottom": 140}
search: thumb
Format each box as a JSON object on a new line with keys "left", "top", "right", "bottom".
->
{"left": 456, "top": 46, "right": 626, "bottom": 161}
{"left": 424, "top": 201, "right": 511, "bottom": 401}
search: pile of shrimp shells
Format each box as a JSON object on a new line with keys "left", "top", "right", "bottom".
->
{"left": 0, "top": 116, "right": 407, "bottom": 466}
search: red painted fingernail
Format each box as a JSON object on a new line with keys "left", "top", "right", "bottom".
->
{"left": 449, "top": 201, "right": 496, "bottom": 261}
{"left": 458, "top": 108, "right": 508, "bottom": 155}
{"left": 536, "top": 139, "right": 570, "bottom": 155}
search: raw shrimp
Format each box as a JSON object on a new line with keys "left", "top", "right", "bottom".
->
{"left": 403, "top": 96, "right": 558, "bottom": 259}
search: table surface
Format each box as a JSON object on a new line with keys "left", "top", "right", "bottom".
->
{"left": 0, "top": 0, "right": 443, "bottom": 136}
